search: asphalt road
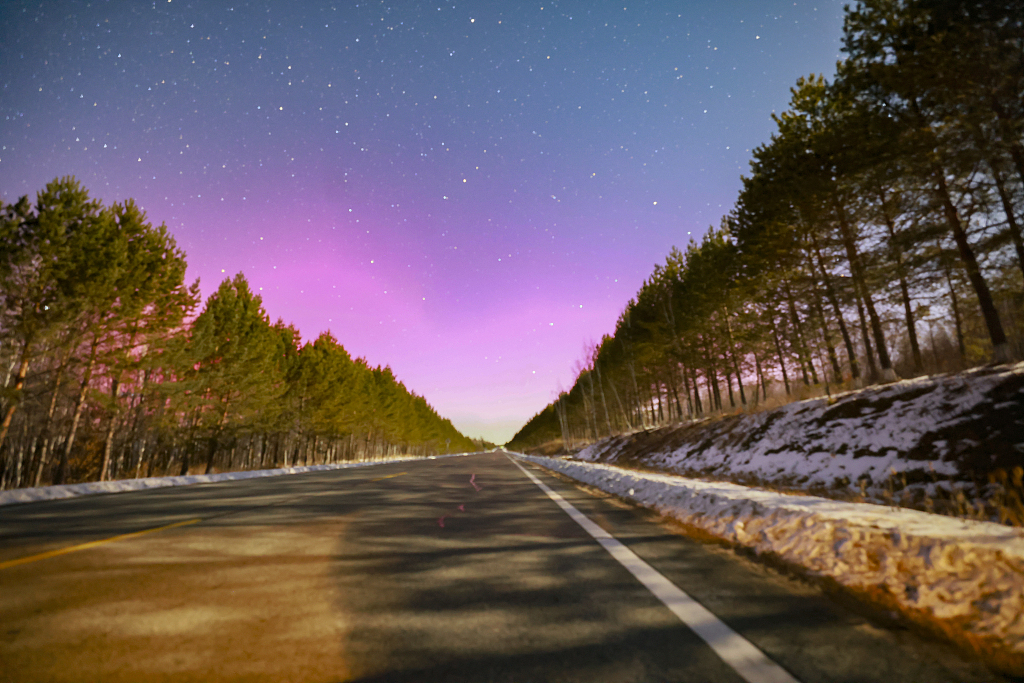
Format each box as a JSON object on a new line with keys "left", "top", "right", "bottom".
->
{"left": 0, "top": 451, "right": 1008, "bottom": 682}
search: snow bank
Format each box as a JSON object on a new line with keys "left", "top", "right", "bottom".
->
{"left": 516, "top": 453, "right": 1024, "bottom": 659}
{"left": 0, "top": 454, "right": 464, "bottom": 507}
{"left": 575, "top": 363, "right": 1024, "bottom": 509}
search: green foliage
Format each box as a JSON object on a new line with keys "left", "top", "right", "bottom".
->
{"left": 0, "top": 179, "right": 473, "bottom": 487}
{"left": 518, "top": 0, "right": 1024, "bottom": 446}
{"left": 506, "top": 402, "right": 563, "bottom": 453}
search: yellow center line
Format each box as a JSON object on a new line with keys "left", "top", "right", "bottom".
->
{"left": 369, "top": 471, "right": 408, "bottom": 482}
{"left": 2, "top": 469, "right": 413, "bottom": 571}
{"left": 0, "top": 518, "right": 201, "bottom": 571}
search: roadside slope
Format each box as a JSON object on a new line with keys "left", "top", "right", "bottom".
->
{"left": 574, "top": 363, "right": 1024, "bottom": 518}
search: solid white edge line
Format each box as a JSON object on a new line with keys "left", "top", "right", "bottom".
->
{"left": 508, "top": 455, "right": 801, "bottom": 683}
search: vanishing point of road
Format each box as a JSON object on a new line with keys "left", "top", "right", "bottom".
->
{"left": 0, "top": 451, "right": 1006, "bottom": 682}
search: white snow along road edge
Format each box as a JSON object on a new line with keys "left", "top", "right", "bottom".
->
{"left": 0, "top": 454, "right": 469, "bottom": 507}
{"left": 510, "top": 452, "right": 1024, "bottom": 657}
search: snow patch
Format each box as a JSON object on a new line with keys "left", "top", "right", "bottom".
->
{"left": 574, "top": 363, "right": 1024, "bottom": 512}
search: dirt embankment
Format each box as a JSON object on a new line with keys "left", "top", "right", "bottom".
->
{"left": 570, "top": 363, "right": 1024, "bottom": 523}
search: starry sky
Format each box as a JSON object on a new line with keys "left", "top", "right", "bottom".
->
{"left": 1, "top": 1, "right": 845, "bottom": 443}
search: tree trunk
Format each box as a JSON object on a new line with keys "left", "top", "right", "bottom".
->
{"left": 724, "top": 368, "right": 736, "bottom": 408}
{"left": 855, "top": 294, "right": 879, "bottom": 382}
{"left": 688, "top": 363, "right": 703, "bottom": 415}
{"left": 11, "top": 436, "right": 34, "bottom": 489}
{"left": 933, "top": 169, "right": 1010, "bottom": 363}
{"left": 708, "top": 367, "right": 721, "bottom": 412}
{"left": 594, "top": 363, "right": 614, "bottom": 436}
{"left": 989, "top": 97, "right": 1024, "bottom": 192}
{"left": 988, "top": 158, "right": 1024, "bottom": 285}
{"left": 33, "top": 362, "right": 67, "bottom": 486}
{"left": 811, "top": 290, "right": 842, "bottom": 382}
{"left": 98, "top": 376, "right": 121, "bottom": 482}
{"left": 939, "top": 242, "right": 967, "bottom": 361}
{"left": 554, "top": 395, "right": 569, "bottom": 447}
{"left": 877, "top": 192, "right": 923, "bottom": 374}
{"left": 180, "top": 411, "right": 201, "bottom": 476}
{"left": 722, "top": 309, "right": 747, "bottom": 405}
{"left": 809, "top": 237, "right": 860, "bottom": 380}
{"left": 784, "top": 283, "right": 815, "bottom": 385}
{"left": 767, "top": 305, "right": 791, "bottom": 395}
{"left": 134, "top": 437, "right": 148, "bottom": 479}
{"left": 0, "top": 339, "right": 32, "bottom": 452}
{"left": 55, "top": 338, "right": 100, "bottom": 485}
{"left": 606, "top": 376, "right": 632, "bottom": 431}
{"left": 669, "top": 369, "right": 684, "bottom": 420}
{"left": 702, "top": 336, "right": 722, "bottom": 411}
{"left": 584, "top": 371, "right": 599, "bottom": 438}
{"left": 754, "top": 352, "right": 767, "bottom": 401}
{"left": 656, "top": 380, "right": 666, "bottom": 422}
{"left": 834, "top": 200, "right": 895, "bottom": 379}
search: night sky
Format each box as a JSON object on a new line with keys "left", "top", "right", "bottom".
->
{"left": 1, "top": 1, "right": 845, "bottom": 443}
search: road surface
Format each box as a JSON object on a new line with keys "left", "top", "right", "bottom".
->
{"left": 0, "top": 451, "right": 1006, "bottom": 682}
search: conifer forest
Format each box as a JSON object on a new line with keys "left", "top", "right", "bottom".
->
{"left": 510, "top": 1, "right": 1024, "bottom": 452}
{"left": 0, "top": 179, "right": 474, "bottom": 489}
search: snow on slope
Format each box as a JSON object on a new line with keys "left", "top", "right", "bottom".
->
{"left": 516, "top": 453, "right": 1024, "bottom": 662}
{"left": 575, "top": 362, "right": 1024, "bottom": 511}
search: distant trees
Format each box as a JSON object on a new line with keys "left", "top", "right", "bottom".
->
{"left": 508, "top": 0, "right": 1022, "bottom": 454}
{"left": 0, "top": 178, "right": 473, "bottom": 489}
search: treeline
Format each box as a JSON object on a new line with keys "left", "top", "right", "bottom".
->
{"left": 509, "top": 0, "right": 1023, "bottom": 452}
{"left": 0, "top": 177, "right": 474, "bottom": 489}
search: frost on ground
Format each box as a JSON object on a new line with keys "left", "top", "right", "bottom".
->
{"left": 574, "top": 363, "right": 1024, "bottom": 521}
{"left": 516, "top": 453, "right": 1024, "bottom": 668}
{"left": 0, "top": 455, "right": 462, "bottom": 507}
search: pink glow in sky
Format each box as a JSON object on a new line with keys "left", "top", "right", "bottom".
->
{"left": 1, "top": 1, "right": 846, "bottom": 442}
